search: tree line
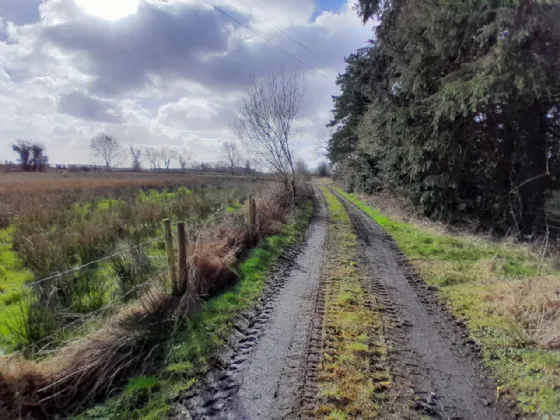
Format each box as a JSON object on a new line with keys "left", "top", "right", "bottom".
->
{"left": 330, "top": 0, "right": 560, "bottom": 235}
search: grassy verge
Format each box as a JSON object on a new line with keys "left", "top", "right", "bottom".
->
{"left": 0, "top": 227, "right": 33, "bottom": 350}
{"left": 317, "top": 187, "right": 391, "bottom": 419}
{"left": 337, "top": 188, "right": 560, "bottom": 418}
{"left": 77, "top": 200, "right": 313, "bottom": 420}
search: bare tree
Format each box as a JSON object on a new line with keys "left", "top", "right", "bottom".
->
{"left": 159, "top": 146, "right": 174, "bottom": 171}
{"left": 145, "top": 147, "right": 161, "bottom": 171}
{"left": 220, "top": 141, "right": 240, "bottom": 175}
{"left": 89, "top": 134, "right": 121, "bottom": 170}
{"left": 174, "top": 147, "right": 194, "bottom": 171}
{"left": 129, "top": 144, "right": 143, "bottom": 171}
{"left": 231, "top": 69, "right": 306, "bottom": 199}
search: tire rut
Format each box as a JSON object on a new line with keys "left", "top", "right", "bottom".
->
{"left": 174, "top": 188, "right": 328, "bottom": 420}
{"left": 331, "top": 189, "right": 515, "bottom": 420}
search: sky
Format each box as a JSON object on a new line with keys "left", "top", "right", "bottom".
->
{"left": 0, "top": 0, "right": 372, "bottom": 167}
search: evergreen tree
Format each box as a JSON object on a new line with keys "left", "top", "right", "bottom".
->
{"left": 330, "top": 0, "right": 560, "bottom": 234}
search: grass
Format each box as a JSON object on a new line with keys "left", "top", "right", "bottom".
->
{"left": 76, "top": 200, "right": 313, "bottom": 419}
{"left": 316, "top": 187, "right": 392, "bottom": 419}
{"left": 0, "top": 179, "right": 253, "bottom": 354}
{"left": 337, "top": 188, "right": 560, "bottom": 419}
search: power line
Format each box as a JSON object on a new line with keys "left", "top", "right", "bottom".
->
{"left": 198, "top": 0, "right": 332, "bottom": 82}
{"left": 235, "top": 0, "right": 337, "bottom": 73}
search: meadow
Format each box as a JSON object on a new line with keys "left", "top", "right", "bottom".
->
{"left": 0, "top": 172, "right": 257, "bottom": 353}
{"left": 0, "top": 171, "right": 309, "bottom": 418}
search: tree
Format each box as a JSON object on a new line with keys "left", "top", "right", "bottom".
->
{"left": 129, "top": 145, "right": 143, "bottom": 171}
{"left": 220, "top": 141, "right": 240, "bottom": 175}
{"left": 329, "top": 0, "right": 560, "bottom": 234}
{"left": 315, "top": 161, "right": 331, "bottom": 178}
{"left": 145, "top": 147, "right": 161, "bottom": 171}
{"left": 89, "top": 134, "right": 121, "bottom": 170}
{"left": 174, "top": 147, "right": 193, "bottom": 171}
{"left": 159, "top": 146, "right": 174, "bottom": 171}
{"left": 232, "top": 69, "right": 307, "bottom": 200}
{"left": 11, "top": 140, "right": 48, "bottom": 172}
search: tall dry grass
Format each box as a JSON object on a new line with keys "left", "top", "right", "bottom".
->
{"left": 0, "top": 186, "right": 295, "bottom": 419}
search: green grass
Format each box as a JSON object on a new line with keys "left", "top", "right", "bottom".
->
{"left": 316, "top": 187, "right": 394, "bottom": 419}
{"left": 77, "top": 201, "right": 313, "bottom": 419}
{"left": 0, "top": 227, "right": 34, "bottom": 351}
{"left": 337, "top": 188, "right": 560, "bottom": 419}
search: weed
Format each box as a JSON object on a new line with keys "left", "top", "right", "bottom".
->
{"left": 316, "top": 187, "right": 394, "bottom": 419}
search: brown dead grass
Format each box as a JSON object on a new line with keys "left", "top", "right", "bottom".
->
{"left": 0, "top": 186, "right": 294, "bottom": 419}
{"left": 0, "top": 171, "right": 253, "bottom": 227}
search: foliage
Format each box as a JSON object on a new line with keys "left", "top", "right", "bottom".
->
{"left": 331, "top": 0, "right": 560, "bottom": 234}
{"left": 76, "top": 201, "right": 313, "bottom": 419}
{"left": 11, "top": 140, "right": 48, "bottom": 172}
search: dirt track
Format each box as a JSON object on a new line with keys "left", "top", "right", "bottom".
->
{"left": 177, "top": 188, "right": 327, "bottom": 419}
{"left": 178, "top": 188, "right": 514, "bottom": 420}
{"left": 332, "top": 189, "right": 512, "bottom": 420}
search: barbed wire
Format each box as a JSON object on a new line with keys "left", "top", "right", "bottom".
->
{"left": 20, "top": 271, "right": 167, "bottom": 355}
{"left": 24, "top": 236, "right": 165, "bottom": 289}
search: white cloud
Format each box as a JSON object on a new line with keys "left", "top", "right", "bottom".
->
{"left": 0, "top": 0, "right": 371, "bottom": 166}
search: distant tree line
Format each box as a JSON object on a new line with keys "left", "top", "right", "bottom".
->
{"left": 11, "top": 140, "right": 49, "bottom": 172}
{"left": 329, "top": 0, "right": 560, "bottom": 235}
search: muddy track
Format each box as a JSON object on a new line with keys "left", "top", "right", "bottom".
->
{"left": 174, "top": 188, "right": 328, "bottom": 420}
{"left": 331, "top": 189, "right": 515, "bottom": 420}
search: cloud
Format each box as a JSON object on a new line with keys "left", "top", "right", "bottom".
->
{"left": 0, "top": 0, "right": 372, "bottom": 166}
{"left": 57, "top": 90, "right": 123, "bottom": 123}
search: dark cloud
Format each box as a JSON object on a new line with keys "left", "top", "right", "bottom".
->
{"left": 43, "top": 2, "right": 249, "bottom": 96}
{"left": 0, "top": 0, "right": 41, "bottom": 25}
{"left": 57, "top": 90, "right": 123, "bottom": 123}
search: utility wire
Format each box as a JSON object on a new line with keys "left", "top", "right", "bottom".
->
{"left": 198, "top": 0, "right": 332, "bottom": 82}
{"left": 235, "top": 0, "right": 337, "bottom": 73}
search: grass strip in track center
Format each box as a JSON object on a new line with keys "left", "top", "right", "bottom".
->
{"left": 78, "top": 201, "right": 313, "bottom": 420}
{"left": 336, "top": 187, "right": 560, "bottom": 418}
{"left": 317, "top": 187, "right": 391, "bottom": 419}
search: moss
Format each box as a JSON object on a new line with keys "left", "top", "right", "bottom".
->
{"left": 316, "top": 187, "right": 391, "bottom": 419}
{"left": 337, "top": 188, "right": 560, "bottom": 418}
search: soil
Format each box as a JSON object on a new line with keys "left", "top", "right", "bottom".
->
{"left": 331, "top": 189, "right": 515, "bottom": 420}
{"left": 174, "top": 188, "right": 328, "bottom": 419}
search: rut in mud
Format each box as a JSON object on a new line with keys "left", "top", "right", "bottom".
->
{"left": 331, "top": 189, "right": 512, "bottom": 420}
{"left": 177, "top": 187, "right": 514, "bottom": 420}
{"left": 176, "top": 188, "right": 328, "bottom": 419}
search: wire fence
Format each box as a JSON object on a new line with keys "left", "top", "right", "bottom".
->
{"left": 8, "top": 200, "right": 253, "bottom": 358}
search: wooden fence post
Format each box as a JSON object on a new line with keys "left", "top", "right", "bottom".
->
{"left": 251, "top": 195, "right": 257, "bottom": 233}
{"left": 162, "top": 218, "right": 177, "bottom": 293}
{"left": 248, "top": 194, "right": 254, "bottom": 233}
{"left": 177, "top": 221, "right": 187, "bottom": 295}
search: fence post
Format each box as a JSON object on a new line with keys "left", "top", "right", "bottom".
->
{"left": 248, "top": 194, "right": 254, "bottom": 233}
{"left": 251, "top": 195, "right": 257, "bottom": 234}
{"left": 162, "top": 218, "right": 177, "bottom": 293}
{"left": 177, "top": 221, "right": 187, "bottom": 295}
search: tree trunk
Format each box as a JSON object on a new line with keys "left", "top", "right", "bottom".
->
{"left": 518, "top": 102, "right": 550, "bottom": 236}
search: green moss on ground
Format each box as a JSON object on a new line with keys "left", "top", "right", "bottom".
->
{"left": 316, "top": 187, "right": 393, "bottom": 419}
{"left": 337, "top": 188, "right": 560, "bottom": 419}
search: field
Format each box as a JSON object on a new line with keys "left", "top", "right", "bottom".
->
{"left": 0, "top": 171, "right": 312, "bottom": 418}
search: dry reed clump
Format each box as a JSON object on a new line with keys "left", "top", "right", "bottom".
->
{"left": 488, "top": 277, "right": 560, "bottom": 349}
{"left": 0, "top": 188, "right": 293, "bottom": 419}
